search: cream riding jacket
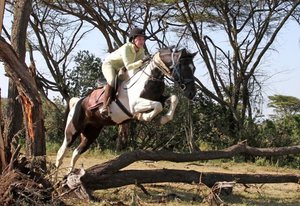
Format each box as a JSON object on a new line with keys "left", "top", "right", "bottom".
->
{"left": 103, "top": 42, "right": 145, "bottom": 71}
{"left": 102, "top": 42, "right": 145, "bottom": 85}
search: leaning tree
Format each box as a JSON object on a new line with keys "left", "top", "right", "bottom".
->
{"left": 0, "top": 0, "right": 46, "bottom": 171}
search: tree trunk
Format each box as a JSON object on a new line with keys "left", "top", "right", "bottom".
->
{"left": 0, "top": 1, "right": 4, "bottom": 35}
{"left": 185, "top": 101, "right": 200, "bottom": 152}
{"left": 5, "top": 0, "right": 31, "bottom": 164}
{"left": 116, "top": 122, "right": 130, "bottom": 151}
{"left": 2, "top": 1, "right": 46, "bottom": 168}
{"left": 60, "top": 142, "right": 300, "bottom": 199}
{"left": 0, "top": 93, "right": 6, "bottom": 171}
{"left": 0, "top": 34, "right": 46, "bottom": 168}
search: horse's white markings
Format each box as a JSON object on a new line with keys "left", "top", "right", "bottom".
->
{"left": 108, "top": 61, "right": 158, "bottom": 124}
{"left": 69, "top": 148, "right": 81, "bottom": 172}
{"left": 55, "top": 100, "right": 78, "bottom": 168}
{"left": 55, "top": 137, "right": 68, "bottom": 168}
{"left": 133, "top": 98, "right": 163, "bottom": 121}
{"left": 189, "top": 63, "right": 195, "bottom": 70}
{"left": 160, "top": 95, "right": 178, "bottom": 125}
{"left": 69, "top": 97, "right": 80, "bottom": 109}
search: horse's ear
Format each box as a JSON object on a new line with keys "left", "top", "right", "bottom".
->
{"left": 192, "top": 51, "right": 198, "bottom": 58}
{"left": 169, "top": 45, "right": 176, "bottom": 51}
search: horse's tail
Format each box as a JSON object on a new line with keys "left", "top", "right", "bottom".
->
{"left": 69, "top": 97, "right": 80, "bottom": 109}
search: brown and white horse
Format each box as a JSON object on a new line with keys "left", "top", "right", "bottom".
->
{"left": 55, "top": 47, "right": 197, "bottom": 172}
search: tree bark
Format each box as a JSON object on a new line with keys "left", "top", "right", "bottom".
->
{"left": 84, "top": 142, "right": 300, "bottom": 175}
{"left": 116, "top": 122, "right": 130, "bottom": 151}
{"left": 82, "top": 169, "right": 300, "bottom": 191}
{"left": 60, "top": 142, "right": 300, "bottom": 199}
{"left": 5, "top": 0, "right": 31, "bottom": 164}
{"left": 0, "top": 93, "right": 6, "bottom": 171}
{"left": 0, "top": 35, "right": 46, "bottom": 166}
{"left": 0, "top": 1, "right": 4, "bottom": 35}
{"left": 1, "top": 1, "right": 46, "bottom": 165}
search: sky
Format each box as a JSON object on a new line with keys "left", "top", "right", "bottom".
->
{"left": 0, "top": 14, "right": 300, "bottom": 118}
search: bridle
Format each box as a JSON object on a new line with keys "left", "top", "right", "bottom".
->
{"left": 153, "top": 50, "right": 195, "bottom": 91}
{"left": 171, "top": 57, "right": 195, "bottom": 90}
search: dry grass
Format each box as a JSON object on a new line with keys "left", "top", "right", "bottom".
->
{"left": 48, "top": 152, "right": 300, "bottom": 206}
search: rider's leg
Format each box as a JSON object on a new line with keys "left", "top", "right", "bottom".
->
{"left": 100, "top": 84, "right": 114, "bottom": 115}
{"left": 101, "top": 63, "right": 116, "bottom": 115}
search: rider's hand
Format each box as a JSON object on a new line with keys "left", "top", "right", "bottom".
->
{"left": 142, "top": 55, "right": 151, "bottom": 63}
{"left": 121, "top": 67, "right": 127, "bottom": 73}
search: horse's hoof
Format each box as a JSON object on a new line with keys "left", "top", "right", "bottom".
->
{"left": 134, "top": 113, "right": 142, "bottom": 120}
{"left": 55, "top": 161, "right": 61, "bottom": 169}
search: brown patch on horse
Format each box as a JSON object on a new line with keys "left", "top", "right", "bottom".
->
{"left": 71, "top": 98, "right": 84, "bottom": 132}
{"left": 86, "top": 87, "right": 105, "bottom": 110}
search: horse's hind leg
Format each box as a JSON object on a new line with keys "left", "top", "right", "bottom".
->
{"left": 160, "top": 95, "right": 178, "bottom": 125}
{"left": 55, "top": 121, "right": 79, "bottom": 168}
{"left": 69, "top": 125, "right": 102, "bottom": 172}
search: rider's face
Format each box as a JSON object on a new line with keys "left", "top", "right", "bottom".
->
{"left": 133, "top": 36, "right": 145, "bottom": 49}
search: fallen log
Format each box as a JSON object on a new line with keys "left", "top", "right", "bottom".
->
{"left": 59, "top": 142, "right": 300, "bottom": 199}
{"left": 81, "top": 169, "right": 300, "bottom": 190}
{"left": 84, "top": 142, "right": 300, "bottom": 176}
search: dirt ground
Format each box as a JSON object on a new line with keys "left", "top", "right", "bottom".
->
{"left": 50, "top": 153, "right": 300, "bottom": 206}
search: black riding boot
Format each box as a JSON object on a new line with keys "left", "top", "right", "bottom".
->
{"left": 101, "top": 84, "right": 113, "bottom": 116}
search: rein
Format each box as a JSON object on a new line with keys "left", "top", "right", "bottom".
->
{"left": 123, "top": 52, "right": 172, "bottom": 90}
{"left": 122, "top": 63, "right": 149, "bottom": 89}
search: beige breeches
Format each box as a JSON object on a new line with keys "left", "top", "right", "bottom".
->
{"left": 102, "top": 62, "right": 117, "bottom": 86}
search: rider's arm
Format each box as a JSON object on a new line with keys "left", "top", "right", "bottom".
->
{"left": 122, "top": 43, "right": 144, "bottom": 70}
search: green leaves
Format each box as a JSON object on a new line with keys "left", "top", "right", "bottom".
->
{"left": 268, "top": 95, "right": 300, "bottom": 116}
{"left": 67, "top": 50, "right": 104, "bottom": 97}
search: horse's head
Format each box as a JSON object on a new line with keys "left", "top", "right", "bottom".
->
{"left": 158, "top": 47, "right": 197, "bottom": 99}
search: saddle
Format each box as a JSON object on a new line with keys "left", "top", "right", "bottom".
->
{"left": 87, "top": 69, "right": 125, "bottom": 110}
{"left": 86, "top": 87, "right": 106, "bottom": 110}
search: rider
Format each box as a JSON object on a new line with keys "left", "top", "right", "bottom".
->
{"left": 100, "top": 27, "right": 149, "bottom": 116}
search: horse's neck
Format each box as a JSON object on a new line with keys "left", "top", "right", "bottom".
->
{"left": 146, "top": 61, "right": 165, "bottom": 80}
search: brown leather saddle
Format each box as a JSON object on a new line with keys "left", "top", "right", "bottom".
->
{"left": 86, "top": 87, "right": 106, "bottom": 110}
{"left": 86, "top": 69, "right": 126, "bottom": 111}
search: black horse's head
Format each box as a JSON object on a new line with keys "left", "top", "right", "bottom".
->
{"left": 159, "top": 47, "right": 197, "bottom": 99}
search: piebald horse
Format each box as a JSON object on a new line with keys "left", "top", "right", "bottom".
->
{"left": 56, "top": 47, "right": 197, "bottom": 171}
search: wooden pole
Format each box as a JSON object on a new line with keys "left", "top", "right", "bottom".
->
{"left": 0, "top": 1, "right": 5, "bottom": 35}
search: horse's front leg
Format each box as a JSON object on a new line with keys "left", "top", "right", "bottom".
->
{"left": 160, "top": 94, "right": 178, "bottom": 125}
{"left": 133, "top": 98, "right": 163, "bottom": 122}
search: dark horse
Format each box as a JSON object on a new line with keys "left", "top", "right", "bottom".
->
{"left": 56, "top": 47, "right": 197, "bottom": 171}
